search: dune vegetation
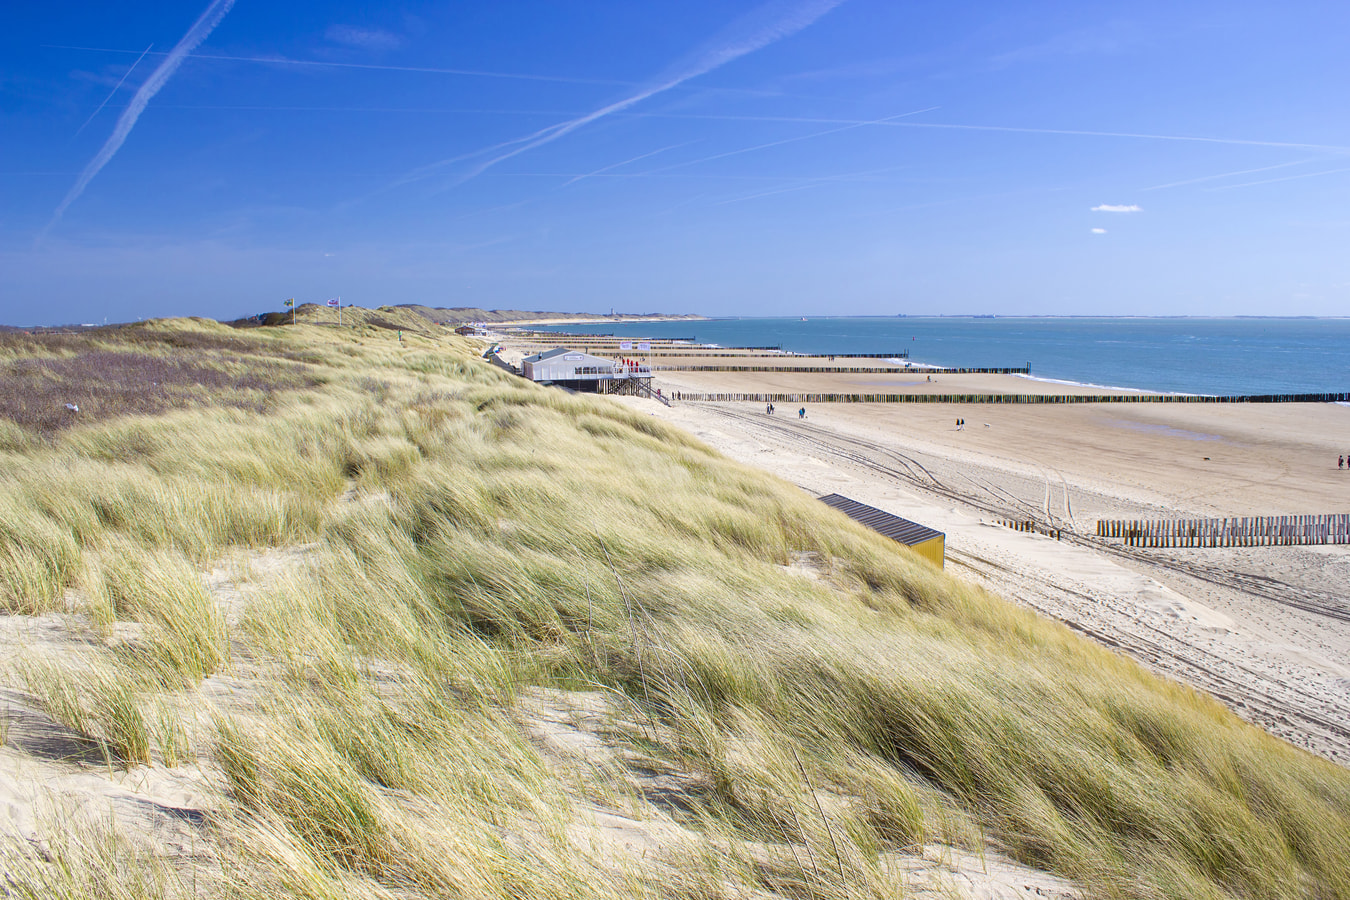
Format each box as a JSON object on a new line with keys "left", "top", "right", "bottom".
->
{"left": 1, "top": 316, "right": 1347, "bottom": 900}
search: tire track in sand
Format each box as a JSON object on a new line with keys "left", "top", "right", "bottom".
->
{"left": 696, "top": 403, "right": 1350, "bottom": 763}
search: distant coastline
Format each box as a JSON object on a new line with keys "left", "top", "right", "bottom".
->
{"left": 388, "top": 305, "right": 705, "bottom": 327}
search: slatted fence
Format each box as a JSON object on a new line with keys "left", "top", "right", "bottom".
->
{"left": 669, "top": 391, "right": 1350, "bottom": 404}
{"left": 1098, "top": 515, "right": 1350, "bottom": 547}
{"left": 654, "top": 365, "right": 923, "bottom": 373}
{"left": 641, "top": 351, "right": 912, "bottom": 359}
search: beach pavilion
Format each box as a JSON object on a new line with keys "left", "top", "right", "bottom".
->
{"left": 520, "top": 347, "right": 659, "bottom": 397}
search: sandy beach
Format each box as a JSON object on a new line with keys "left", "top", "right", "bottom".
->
{"left": 612, "top": 367, "right": 1350, "bottom": 763}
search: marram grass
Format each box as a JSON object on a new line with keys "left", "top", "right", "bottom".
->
{"left": 0, "top": 317, "right": 1346, "bottom": 900}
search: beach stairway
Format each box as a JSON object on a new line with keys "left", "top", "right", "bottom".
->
{"left": 1097, "top": 515, "right": 1350, "bottom": 548}
{"left": 483, "top": 347, "right": 519, "bottom": 375}
{"left": 601, "top": 376, "right": 670, "bottom": 406}
{"left": 636, "top": 380, "right": 671, "bottom": 407}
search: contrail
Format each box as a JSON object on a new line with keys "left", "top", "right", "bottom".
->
{"left": 410, "top": 0, "right": 848, "bottom": 189}
{"left": 44, "top": 0, "right": 236, "bottom": 235}
{"left": 710, "top": 163, "right": 908, "bottom": 206}
{"left": 625, "top": 111, "right": 1350, "bottom": 153}
{"left": 713, "top": 181, "right": 825, "bottom": 205}
{"left": 1208, "top": 165, "right": 1350, "bottom": 190}
{"left": 44, "top": 44, "right": 640, "bottom": 86}
{"left": 559, "top": 142, "right": 697, "bottom": 187}
{"left": 853, "top": 120, "right": 1350, "bottom": 153}
{"left": 1139, "top": 159, "right": 1318, "bottom": 191}
{"left": 73, "top": 43, "right": 154, "bottom": 137}
{"left": 641, "top": 107, "right": 938, "bottom": 176}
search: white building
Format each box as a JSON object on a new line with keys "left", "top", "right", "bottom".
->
{"left": 520, "top": 347, "right": 652, "bottom": 393}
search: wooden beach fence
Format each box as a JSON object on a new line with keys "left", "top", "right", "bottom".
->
{"left": 998, "top": 518, "right": 1065, "bottom": 539}
{"left": 668, "top": 391, "right": 1350, "bottom": 404}
{"left": 1097, "top": 515, "right": 1350, "bottom": 548}
{"left": 531, "top": 350, "right": 915, "bottom": 359}
{"left": 654, "top": 365, "right": 933, "bottom": 374}
{"left": 626, "top": 351, "right": 901, "bottom": 358}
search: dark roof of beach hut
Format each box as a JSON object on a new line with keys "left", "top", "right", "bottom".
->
{"left": 817, "top": 494, "right": 944, "bottom": 547}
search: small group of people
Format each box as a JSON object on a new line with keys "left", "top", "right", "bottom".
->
{"left": 765, "top": 403, "right": 807, "bottom": 419}
{"left": 956, "top": 417, "right": 965, "bottom": 431}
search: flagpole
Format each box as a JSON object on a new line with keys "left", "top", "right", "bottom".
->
{"left": 338, "top": 296, "right": 342, "bottom": 328}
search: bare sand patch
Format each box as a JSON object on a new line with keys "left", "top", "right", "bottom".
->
{"left": 518, "top": 688, "right": 1081, "bottom": 900}
{"left": 0, "top": 543, "right": 317, "bottom": 869}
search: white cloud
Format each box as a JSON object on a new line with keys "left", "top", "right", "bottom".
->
{"left": 1090, "top": 227, "right": 1107, "bottom": 234}
{"left": 1091, "top": 203, "right": 1141, "bottom": 212}
{"left": 326, "top": 25, "right": 402, "bottom": 51}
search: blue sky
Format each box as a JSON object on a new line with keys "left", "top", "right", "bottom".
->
{"left": 3, "top": 0, "right": 1348, "bottom": 324}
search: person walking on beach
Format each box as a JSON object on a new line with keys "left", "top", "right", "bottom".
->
{"left": 798, "top": 407, "right": 806, "bottom": 419}
{"left": 1341, "top": 455, "right": 1345, "bottom": 470}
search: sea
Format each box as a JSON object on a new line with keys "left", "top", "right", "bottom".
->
{"left": 528, "top": 317, "right": 1350, "bottom": 397}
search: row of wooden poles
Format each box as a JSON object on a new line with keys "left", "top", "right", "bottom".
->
{"left": 632, "top": 351, "right": 912, "bottom": 358}
{"left": 999, "top": 519, "right": 1066, "bottom": 539}
{"left": 1098, "top": 515, "right": 1350, "bottom": 547}
{"left": 671, "top": 391, "right": 1350, "bottom": 404}
{"left": 512, "top": 334, "right": 708, "bottom": 343}
{"left": 512, "top": 336, "right": 767, "bottom": 347}
{"left": 519, "top": 349, "right": 914, "bottom": 359}
{"left": 654, "top": 365, "right": 949, "bottom": 374}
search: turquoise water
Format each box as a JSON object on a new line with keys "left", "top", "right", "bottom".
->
{"left": 530, "top": 317, "right": 1350, "bottom": 396}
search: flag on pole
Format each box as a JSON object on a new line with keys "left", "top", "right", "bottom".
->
{"left": 619, "top": 341, "right": 633, "bottom": 351}
{"left": 284, "top": 298, "right": 294, "bottom": 307}
{"left": 637, "top": 342, "right": 651, "bottom": 352}
{"left": 326, "top": 297, "right": 340, "bottom": 307}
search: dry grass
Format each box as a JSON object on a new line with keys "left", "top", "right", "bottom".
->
{"left": 0, "top": 322, "right": 318, "bottom": 436}
{"left": 0, "top": 316, "right": 1346, "bottom": 900}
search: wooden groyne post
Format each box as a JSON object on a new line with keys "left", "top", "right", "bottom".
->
{"left": 672, "top": 391, "right": 1350, "bottom": 404}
